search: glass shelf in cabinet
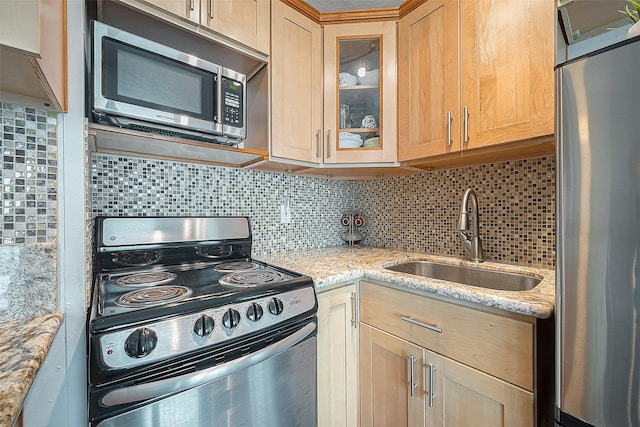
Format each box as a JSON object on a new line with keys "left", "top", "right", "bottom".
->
{"left": 338, "top": 84, "right": 379, "bottom": 91}
{"left": 339, "top": 127, "right": 379, "bottom": 133}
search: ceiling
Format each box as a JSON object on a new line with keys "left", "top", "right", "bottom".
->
{"left": 303, "top": 0, "right": 405, "bottom": 12}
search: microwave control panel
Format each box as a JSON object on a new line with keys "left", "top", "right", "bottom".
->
{"left": 222, "top": 77, "right": 244, "bottom": 128}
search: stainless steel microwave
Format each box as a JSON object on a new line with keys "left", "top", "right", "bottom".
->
{"left": 92, "top": 21, "right": 246, "bottom": 145}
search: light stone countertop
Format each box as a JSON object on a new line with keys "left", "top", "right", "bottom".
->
{"left": 0, "top": 312, "right": 63, "bottom": 427}
{"left": 257, "top": 246, "right": 555, "bottom": 319}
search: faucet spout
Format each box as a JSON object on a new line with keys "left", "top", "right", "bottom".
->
{"left": 457, "top": 189, "right": 484, "bottom": 262}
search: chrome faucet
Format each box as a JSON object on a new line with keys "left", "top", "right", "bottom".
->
{"left": 457, "top": 189, "right": 484, "bottom": 262}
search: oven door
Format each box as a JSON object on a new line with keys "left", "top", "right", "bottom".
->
{"left": 91, "top": 321, "right": 316, "bottom": 427}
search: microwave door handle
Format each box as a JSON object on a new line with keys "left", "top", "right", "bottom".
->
{"left": 100, "top": 322, "right": 316, "bottom": 407}
{"left": 216, "top": 73, "right": 222, "bottom": 125}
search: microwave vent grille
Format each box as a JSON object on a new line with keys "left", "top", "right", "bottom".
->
{"left": 128, "top": 124, "right": 184, "bottom": 138}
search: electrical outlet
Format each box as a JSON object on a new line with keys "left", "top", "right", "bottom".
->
{"left": 280, "top": 204, "right": 292, "bottom": 223}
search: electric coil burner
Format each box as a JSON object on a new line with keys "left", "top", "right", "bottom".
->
{"left": 114, "top": 285, "right": 193, "bottom": 308}
{"left": 88, "top": 216, "right": 318, "bottom": 427}
{"left": 115, "top": 271, "right": 177, "bottom": 287}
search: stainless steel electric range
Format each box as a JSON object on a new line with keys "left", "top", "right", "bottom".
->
{"left": 88, "top": 216, "right": 318, "bottom": 427}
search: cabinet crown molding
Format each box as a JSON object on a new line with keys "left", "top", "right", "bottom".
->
{"left": 281, "top": 0, "right": 426, "bottom": 24}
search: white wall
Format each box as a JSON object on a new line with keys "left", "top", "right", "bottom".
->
{"left": 23, "top": 1, "right": 88, "bottom": 425}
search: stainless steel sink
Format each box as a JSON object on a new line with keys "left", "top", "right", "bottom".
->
{"left": 385, "top": 261, "right": 541, "bottom": 291}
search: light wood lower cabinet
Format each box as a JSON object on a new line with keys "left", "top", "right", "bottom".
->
{"left": 360, "top": 323, "right": 533, "bottom": 427}
{"left": 359, "top": 281, "right": 543, "bottom": 427}
{"left": 426, "top": 350, "right": 533, "bottom": 427}
{"left": 360, "top": 323, "right": 426, "bottom": 426}
{"left": 317, "top": 284, "right": 358, "bottom": 427}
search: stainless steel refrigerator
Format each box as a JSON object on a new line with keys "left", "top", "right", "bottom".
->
{"left": 556, "top": 38, "right": 640, "bottom": 426}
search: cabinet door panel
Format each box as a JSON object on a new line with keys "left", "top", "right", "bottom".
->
{"left": 324, "top": 22, "right": 397, "bottom": 164}
{"left": 427, "top": 350, "right": 534, "bottom": 427}
{"left": 317, "top": 286, "right": 358, "bottom": 427}
{"left": 271, "top": 1, "right": 322, "bottom": 163}
{"left": 398, "top": 0, "right": 458, "bottom": 161}
{"left": 201, "top": 0, "right": 269, "bottom": 53}
{"left": 460, "top": 0, "right": 554, "bottom": 149}
{"left": 360, "top": 324, "right": 425, "bottom": 427}
{"left": 151, "top": 0, "right": 199, "bottom": 22}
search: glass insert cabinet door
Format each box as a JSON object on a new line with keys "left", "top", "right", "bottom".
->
{"left": 323, "top": 22, "right": 397, "bottom": 164}
{"left": 336, "top": 36, "right": 381, "bottom": 151}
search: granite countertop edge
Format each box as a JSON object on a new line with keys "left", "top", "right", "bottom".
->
{"left": 257, "top": 247, "right": 555, "bottom": 319}
{"left": 0, "top": 311, "right": 64, "bottom": 427}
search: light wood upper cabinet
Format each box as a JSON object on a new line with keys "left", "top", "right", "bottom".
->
{"left": 398, "top": 0, "right": 458, "bottom": 161}
{"left": 460, "top": 0, "right": 554, "bottom": 149}
{"left": 271, "top": 0, "right": 323, "bottom": 164}
{"left": 200, "top": 0, "right": 270, "bottom": 55}
{"left": 398, "top": 0, "right": 554, "bottom": 164}
{"left": 323, "top": 22, "right": 398, "bottom": 164}
{"left": 270, "top": 8, "right": 398, "bottom": 168}
{"left": 150, "top": 0, "right": 200, "bottom": 23}
{"left": 317, "top": 285, "right": 358, "bottom": 427}
{"left": 0, "top": 0, "right": 67, "bottom": 111}
{"left": 126, "top": 0, "right": 270, "bottom": 54}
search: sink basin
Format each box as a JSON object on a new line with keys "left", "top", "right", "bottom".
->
{"left": 385, "top": 261, "right": 541, "bottom": 291}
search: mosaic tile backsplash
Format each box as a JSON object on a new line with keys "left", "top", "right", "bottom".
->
{"left": 90, "top": 154, "right": 356, "bottom": 254}
{"left": 356, "top": 156, "right": 556, "bottom": 267}
{"left": 0, "top": 101, "right": 59, "bottom": 322}
{"left": 1, "top": 102, "right": 58, "bottom": 244}
{"left": 91, "top": 153, "right": 556, "bottom": 267}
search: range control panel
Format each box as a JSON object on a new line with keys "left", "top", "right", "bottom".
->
{"left": 98, "top": 286, "right": 315, "bottom": 370}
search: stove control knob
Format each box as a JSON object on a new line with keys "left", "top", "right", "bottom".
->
{"left": 268, "top": 298, "right": 284, "bottom": 316}
{"left": 222, "top": 308, "right": 241, "bottom": 329}
{"left": 124, "top": 328, "right": 157, "bottom": 358}
{"left": 246, "top": 303, "right": 264, "bottom": 322}
{"left": 193, "top": 314, "right": 215, "bottom": 337}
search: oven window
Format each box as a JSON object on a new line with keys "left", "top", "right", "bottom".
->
{"left": 102, "top": 37, "right": 216, "bottom": 120}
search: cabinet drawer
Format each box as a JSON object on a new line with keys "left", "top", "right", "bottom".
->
{"left": 359, "top": 281, "right": 534, "bottom": 390}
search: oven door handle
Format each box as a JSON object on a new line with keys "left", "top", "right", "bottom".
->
{"left": 100, "top": 322, "right": 316, "bottom": 407}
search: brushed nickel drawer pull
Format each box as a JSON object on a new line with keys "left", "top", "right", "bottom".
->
{"left": 401, "top": 316, "right": 443, "bottom": 334}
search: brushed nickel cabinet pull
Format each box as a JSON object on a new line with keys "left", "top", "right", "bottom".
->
{"left": 189, "top": 0, "right": 194, "bottom": 11}
{"left": 316, "top": 128, "right": 321, "bottom": 159}
{"left": 428, "top": 363, "right": 437, "bottom": 407}
{"left": 463, "top": 106, "right": 469, "bottom": 143}
{"left": 400, "top": 316, "right": 443, "bottom": 334}
{"left": 326, "top": 129, "right": 332, "bottom": 158}
{"left": 409, "top": 355, "right": 417, "bottom": 397}
{"left": 446, "top": 111, "right": 453, "bottom": 147}
{"left": 350, "top": 291, "right": 356, "bottom": 327}
{"left": 209, "top": 0, "right": 214, "bottom": 19}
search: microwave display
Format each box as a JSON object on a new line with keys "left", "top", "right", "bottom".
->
{"left": 102, "top": 37, "right": 217, "bottom": 121}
